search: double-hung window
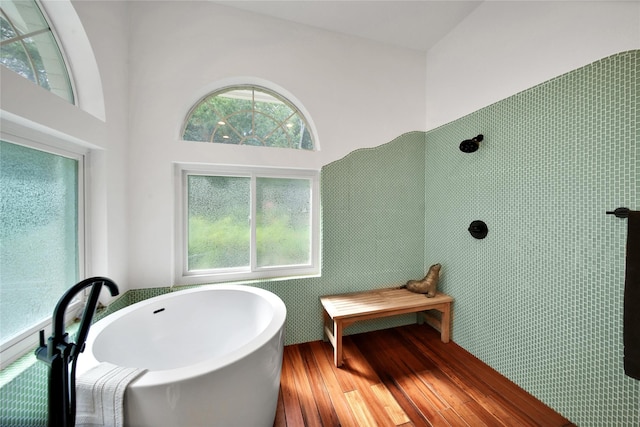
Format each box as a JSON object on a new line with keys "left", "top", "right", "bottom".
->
{"left": 176, "top": 165, "right": 320, "bottom": 284}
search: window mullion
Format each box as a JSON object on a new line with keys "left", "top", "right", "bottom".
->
{"left": 251, "top": 89, "right": 256, "bottom": 138}
{"left": 182, "top": 171, "right": 190, "bottom": 275}
{"left": 250, "top": 174, "right": 257, "bottom": 271}
{"left": 0, "top": 27, "right": 50, "bottom": 46}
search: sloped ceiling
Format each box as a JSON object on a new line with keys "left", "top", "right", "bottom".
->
{"left": 214, "top": 1, "right": 483, "bottom": 52}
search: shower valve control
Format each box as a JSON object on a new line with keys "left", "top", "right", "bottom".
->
{"left": 468, "top": 220, "right": 488, "bottom": 239}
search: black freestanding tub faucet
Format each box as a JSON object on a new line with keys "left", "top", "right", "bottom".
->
{"left": 35, "top": 277, "right": 119, "bottom": 427}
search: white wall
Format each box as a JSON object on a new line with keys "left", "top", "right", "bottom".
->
{"left": 425, "top": 0, "right": 640, "bottom": 130}
{"left": 71, "top": 0, "right": 131, "bottom": 295}
{"left": 125, "top": 1, "right": 427, "bottom": 288}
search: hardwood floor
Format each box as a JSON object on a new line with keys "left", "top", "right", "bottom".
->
{"left": 275, "top": 324, "right": 576, "bottom": 427}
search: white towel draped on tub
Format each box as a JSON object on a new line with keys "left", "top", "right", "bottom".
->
{"left": 76, "top": 362, "right": 146, "bottom": 427}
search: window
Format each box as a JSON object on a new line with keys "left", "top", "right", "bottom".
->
{"left": 0, "top": 0, "right": 74, "bottom": 103}
{"left": 182, "top": 85, "right": 314, "bottom": 150}
{"left": 176, "top": 165, "right": 320, "bottom": 284}
{"left": 0, "top": 138, "right": 83, "bottom": 367}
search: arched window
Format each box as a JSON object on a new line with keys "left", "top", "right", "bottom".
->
{"left": 182, "top": 85, "right": 315, "bottom": 150}
{"left": 0, "top": 0, "right": 74, "bottom": 103}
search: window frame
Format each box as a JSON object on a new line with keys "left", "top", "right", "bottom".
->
{"left": 175, "top": 163, "right": 320, "bottom": 285}
{"left": 0, "top": 128, "right": 86, "bottom": 369}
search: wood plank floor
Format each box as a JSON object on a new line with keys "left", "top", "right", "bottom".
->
{"left": 275, "top": 324, "right": 576, "bottom": 427}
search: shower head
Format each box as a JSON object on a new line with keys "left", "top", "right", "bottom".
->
{"left": 459, "top": 134, "right": 483, "bottom": 153}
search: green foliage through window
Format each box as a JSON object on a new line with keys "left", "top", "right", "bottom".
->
{"left": 188, "top": 175, "right": 251, "bottom": 270}
{"left": 182, "top": 86, "right": 314, "bottom": 150}
{"left": 186, "top": 174, "right": 312, "bottom": 272}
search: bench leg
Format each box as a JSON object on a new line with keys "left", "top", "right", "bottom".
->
{"left": 440, "top": 304, "right": 451, "bottom": 343}
{"left": 322, "top": 310, "right": 345, "bottom": 367}
{"left": 334, "top": 320, "right": 344, "bottom": 367}
{"left": 322, "top": 309, "right": 330, "bottom": 342}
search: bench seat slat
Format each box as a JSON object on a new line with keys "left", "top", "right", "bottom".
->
{"left": 321, "top": 289, "right": 452, "bottom": 319}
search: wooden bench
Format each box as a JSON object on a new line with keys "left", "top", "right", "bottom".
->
{"left": 320, "top": 288, "right": 453, "bottom": 367}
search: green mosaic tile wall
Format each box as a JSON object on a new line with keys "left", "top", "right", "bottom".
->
{"left": 261, "top": 131, "right": 429, "bottom": 343}
{"left": 424, "top": 50, "right": 639, "bottom": 426}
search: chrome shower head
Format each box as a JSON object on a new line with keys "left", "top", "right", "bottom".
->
{"left": 459, "top": 134, "right": 483, "bottom": 153}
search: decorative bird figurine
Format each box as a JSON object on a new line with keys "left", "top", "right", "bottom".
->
{"left": 402, "top": 263, "right": 441, "bottom": 297}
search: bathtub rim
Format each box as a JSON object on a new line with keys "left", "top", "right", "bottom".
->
{"left": 76, "top": 284, "right": 286, "bottom": 388}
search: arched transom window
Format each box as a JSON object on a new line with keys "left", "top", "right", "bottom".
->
{"left": 182, "top": 85, "right": 314, "bottom": 150}
{"left": 0, "top": 0, "right": 74, "bottom": 103}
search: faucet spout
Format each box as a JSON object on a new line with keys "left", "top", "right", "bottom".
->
{"left": 52, "top": 277, "right": 119, "bottom": 344}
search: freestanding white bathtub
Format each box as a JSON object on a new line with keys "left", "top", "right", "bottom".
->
{"left": 77, "top": 284, "right": 286, "bottom": 427}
